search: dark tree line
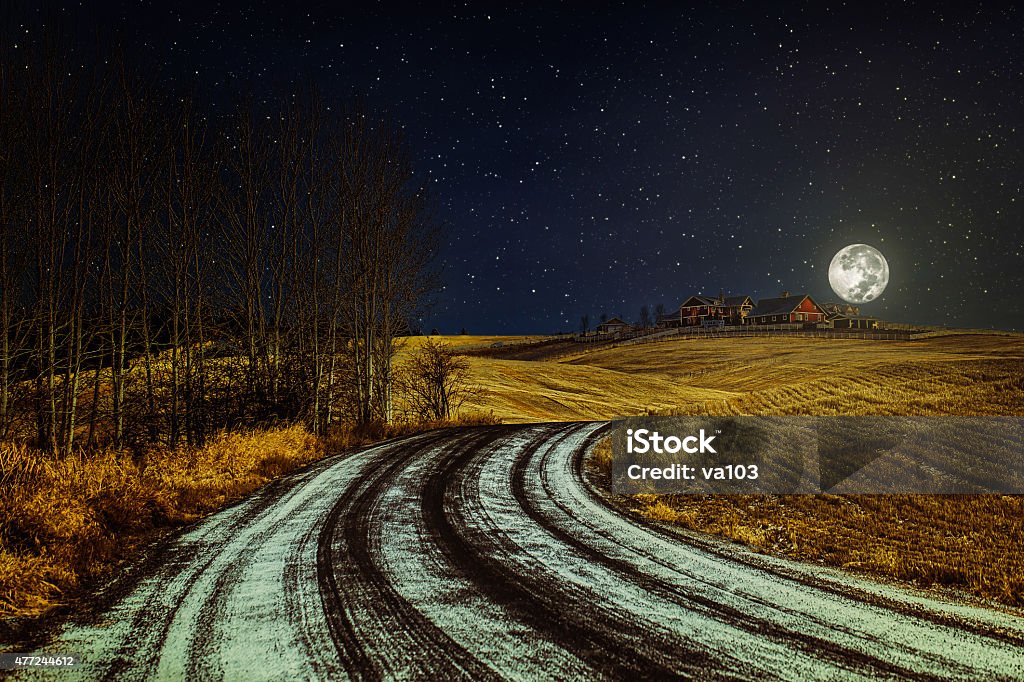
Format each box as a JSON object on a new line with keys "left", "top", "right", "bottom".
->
{"left": 0, "top": 35, "right": 438, "bottom": 452}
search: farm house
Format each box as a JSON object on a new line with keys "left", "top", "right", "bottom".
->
{"left": 672, "top": 293, "right": 754, "bottom": 327}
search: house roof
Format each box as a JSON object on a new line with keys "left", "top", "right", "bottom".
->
{"left": 721, "top": 295, "right": 753, "bottom": 307}
{"left": 829, "top": 314, "right": 878, "bottom": 321}
{"left": 598, "top": 317, "right": 629, "bottom": 326}
{"left": 679, "top": 295, "right": 718, "bottom": 308}
{"left": 749, "top": 294, "right": 820, "bottom": 317}
{"left": 679, "top": 293, "right": 753, "bottom": 308}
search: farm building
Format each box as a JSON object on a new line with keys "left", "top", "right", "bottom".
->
{"left": 821, "top": 301, "right": 861, "bottom": 317}
{"left": 653, "top": 290, "right": 884, "bottom": 329}
{"left": 673, "top": 292, "right": 754, "bottom": 327}
{"left": 655, "top": 311, "right": 679, "bottom": 327}
{"left": 717, "top": 295, "right": 754, "bottom": 323}
{"left": 678, "top": 295, "right": 717, "bottom": 326}
{"left": 825, "top": 314, "right": 881, "bottom": 330}
{"left": 745, "top": 293, "right": 827, "bottom": 325}
{"left": 596, "top": 317, "right": 631, "bottom": 334}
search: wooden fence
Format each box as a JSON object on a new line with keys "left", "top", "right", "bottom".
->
{"left": 552, "top": 324, "right": 1017, "bottom": 359}
{"left": 457, "top": 325, "right": 1019, "bottom": 361}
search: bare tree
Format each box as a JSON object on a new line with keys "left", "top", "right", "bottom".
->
{"left": 398, "top": 339, "right": 480, "bottom": 422}
{"left": 639, "top": 305, "right": 651, "bottom": 329}
{"left": 155, "top": 97, "right": 218, "bottom": 445}
{"left": 219, "top": 103, "right": 275, "bottom": 419}
{"left": 336, "top": 113, "right": 439, "bottom": 425}
{"left": 268, "top": 90, "right": 337, "bottom": 433}
{"left": 102, "top": 61, "right": 166, "bottom": 448}
{"left": 21, "top": 29, "right": 106, "bottom": 452}
{"left": 0, "top": 51, "right": 32, "bottom": 439}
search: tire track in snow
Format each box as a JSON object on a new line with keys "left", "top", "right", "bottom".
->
{"left": 426, "top": 423, "right": 723, "bottom": 679}
{"left": 10, "top": 422, "right": 1024, "bottom": 680}
{"left": 315, "top": 427, "right": 507, "bottom": 680}
{"left": 371, "top": 427, "right": 597, "bottom": 680}
{"left": 508, "top": 427, "right": 935, "bottom": 679}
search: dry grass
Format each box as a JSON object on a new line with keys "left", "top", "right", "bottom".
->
{"left": 322, "top": 411, "right": 502, "bottom": 452}
{"left": 591, "top": 437, "right": 613, "bottom": 474}
{"left": 402, "top": 334, "right": 550, "bottom": 351}
{"left": 457, "top": 358, "right": 732, "bottom": 423}
{"left": 569, "top": 335, "right": 1024, "bottom": 417}
{"left": 0, "top": 411, "right": 501, "bottom": 622}
{"left": 591, "top": 425, "right": 1024, "bottom": 606}
{"left": 626, "top": 491, "right": 1024, "bottom": 607}
{"left": 0, "top": 427, "right": 322, "bottom": 618}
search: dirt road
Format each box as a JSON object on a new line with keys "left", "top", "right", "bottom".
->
{"left": 14, "top": 423, "right": 1024, "bottom": 680}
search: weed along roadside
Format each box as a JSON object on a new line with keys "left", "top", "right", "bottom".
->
{"left": 588, "top": 436, "right": 1024, "bottom": 608}
{"left": 0, "top": 413, "right": 500, "bottom": 640}
{"left": 0, "top": 427, "right": 317, "bottom": 627}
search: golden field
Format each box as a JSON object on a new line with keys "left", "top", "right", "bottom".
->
{"left": 457, "top": 334, "right": 1024, "bottom": 420}
{"left": 479, "top": 333, "right": 1023, "bottom": 607}
{"left": 402, "top": 334, "right": 551, "bottom": 350}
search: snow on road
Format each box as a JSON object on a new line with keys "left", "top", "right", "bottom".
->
{"left": 11, "top": 423, "right": 1024, "bottom": 680}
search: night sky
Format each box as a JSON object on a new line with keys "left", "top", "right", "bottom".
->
{"left": 11, "top": 2, "right": 1024, "bottom": 332}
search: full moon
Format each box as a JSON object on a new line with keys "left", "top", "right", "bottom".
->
{"left": 828, "top": 244, "right": 889, "bottom": 304}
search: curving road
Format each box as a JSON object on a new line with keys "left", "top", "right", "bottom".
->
{"left": 15, "top": 423, "right": 1024, "bottom": 680}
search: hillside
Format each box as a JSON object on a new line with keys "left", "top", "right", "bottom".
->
{"left": 451, "top": 334, "right": 1024, "bottom": 420}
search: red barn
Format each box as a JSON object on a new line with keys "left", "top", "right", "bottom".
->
{"left": 745, "top": 293, "right": 827, "bottom": 325}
